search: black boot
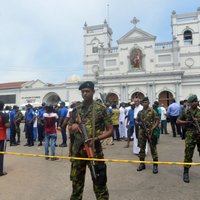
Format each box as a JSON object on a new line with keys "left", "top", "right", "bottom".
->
{"left": 137, "top": 159, "right": 146, "bottom": 172}
{"left": 183, "top": 167, "right": 190, "bottom": 183}
{"left": 137, "top": 163, "right": 146, "bottom": 171}
{"left": 153, "top": 164, "right": 158, "bottom": 174}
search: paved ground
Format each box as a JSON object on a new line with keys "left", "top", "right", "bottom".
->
{"left": 0, "top": 126, "right": 200, "bottom": 200}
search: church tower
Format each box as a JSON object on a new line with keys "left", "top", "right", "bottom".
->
{"left": 171, "top": 8, "right": 200, "bottom": 71}
{"left": 83, "top": 20, "right": 113, "bottom": 80}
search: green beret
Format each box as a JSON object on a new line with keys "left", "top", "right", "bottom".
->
{"left": 79, "top": 81, "right": 95, "bottom": 90}
{"left": 142, "top": 97, "right": 149, "bottom": 102}
{"left": 187, "top": 95, "right": 198, "bottom": 103}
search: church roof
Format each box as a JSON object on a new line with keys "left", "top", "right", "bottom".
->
{"left": 117, "top": 27, "right": 156, "bottom": 44}
{"left": 0, "top": 81, "right": 27, "bottom": 90}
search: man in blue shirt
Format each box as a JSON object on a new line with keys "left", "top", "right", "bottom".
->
{"left": 24, "top": 104, "right": 36, "bottom": 146}
{"left": 58, "top": 102, "right": 68, "bottom": 147}
{"left": 167, "top": 99, "right": 181, "bottom": 137}
{"left": 37, "top": 103, "right": 46, "bottom": 146}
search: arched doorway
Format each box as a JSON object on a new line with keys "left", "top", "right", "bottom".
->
{"left": 106, "top": 93, "right": 118, "bottom": 106}
{"left": 43, "top": 92, "right": 61, "bottom": 105}
{"left": 158, "top": 91, "right": 173, "bottom": 108}
{"left": 131, "top": 92, "right": 145, "bottom": 101}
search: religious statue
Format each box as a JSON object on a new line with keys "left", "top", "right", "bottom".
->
{"left": 130, "top": 48, "right": 142, "bottom": 68}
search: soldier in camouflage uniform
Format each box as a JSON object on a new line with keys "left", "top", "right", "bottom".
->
{"left": 14, "top": 106, "right": 23, "bottom": 144}
{"left": 177, "top": 94, "right": 200, "bottom": 183}
{"left": 136, "top": 97, "right": 160, "bottom": 174}
{"left": 68, "top": 81, "right": 113, "bottom": 200}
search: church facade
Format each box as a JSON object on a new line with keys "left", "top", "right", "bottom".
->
{"left": 0, "top": 8, "right": 200, "bottom": 107}
{"left": 82, "top": 8, "right": 200, "bottom": 107}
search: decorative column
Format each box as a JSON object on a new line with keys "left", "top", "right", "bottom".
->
{"left": 120, "top": 84, "right": 127, "bottom": 102}
{"left": 175, "top": 82, "right": 181, "bottom": 103}
{"left": 99, "top": 45, "right": 104, "bottom": 75}
{"left": 152, "top": 82, "right": 156, "bottom": 103}
{"left": 125, "top": 84, "right": 128, "bottom": 102}
{"left": 147, "top": 82, "right": 154, "bottom": 104}
{"left": 172, "top": 39, "right": 180, "bottom": 70}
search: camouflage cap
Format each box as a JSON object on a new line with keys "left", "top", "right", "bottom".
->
{"left": 142, "top": 96, "right": 149, "bottom": 102}
{"left": 187, "top": 95, "right": 198, "bottom": 103}
{"left": 79, "top": 81, "right": 95, "bottom": 90}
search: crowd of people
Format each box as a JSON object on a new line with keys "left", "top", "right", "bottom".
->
{"left": 4, "top": 102, "right": 69, "bottom": 148}
{"left": 2, "top": 97, "right": 188, "bottom": 151}
{"left": 0, "top": 81, "right": 200, "bottom": 199}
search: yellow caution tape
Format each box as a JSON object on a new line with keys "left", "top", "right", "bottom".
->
{"left": 0, "top": 151, "right": 200, "bottom": 166}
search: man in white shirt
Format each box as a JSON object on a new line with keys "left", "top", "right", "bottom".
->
{"left": 132, "top": 98, "right": 143, "bottom": 154}
{"left": 160, "top": 104, "right": 168, "bottom": 134}
{"left": 119, "top": 103, "right": 126, "bottom": 139}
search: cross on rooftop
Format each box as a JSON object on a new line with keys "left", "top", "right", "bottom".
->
{"left": 131, "top": 17, "right": 140, "bottom": 27}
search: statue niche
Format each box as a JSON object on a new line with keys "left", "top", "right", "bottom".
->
{"left": 130, "top": 48, "right": 142, "bottom": 68}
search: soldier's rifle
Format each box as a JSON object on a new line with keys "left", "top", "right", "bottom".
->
{"left": 138, "top": 115, "right": 153, "bottom": 149}
{"left": 189, "top": 112, "right": 200, "bottom": 134}
{"left": 77, "top": 114, "right": 97, "bottom": 181}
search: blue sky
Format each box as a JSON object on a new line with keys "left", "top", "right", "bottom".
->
{"left": 0, "top": 0, "right": 199, "bottom": 83}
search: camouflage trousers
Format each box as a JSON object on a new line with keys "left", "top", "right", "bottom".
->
{"left": 70, "top": 159, "right": 109, "bottom": 200}
{"left": 138, "top": 130, "right": 158, "bottom": 161}
{"left": 184, "top": 132, "right": 200, "bottom": 168}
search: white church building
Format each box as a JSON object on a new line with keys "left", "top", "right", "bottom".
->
{"left": 0, "top": 8, "right": 200, "bottom": 107}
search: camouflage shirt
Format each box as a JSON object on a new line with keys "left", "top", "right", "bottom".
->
{"left": 137, "top": 107, "right": 159, "bottom": 130}
{"left": 70, "top": 100, "right": 112, "bottom": 155}
{"left": 178, "top": 108, "right": 200, "bottom": 132}
{"left": 14, "top": 110, "right": 23, "bottom": 125}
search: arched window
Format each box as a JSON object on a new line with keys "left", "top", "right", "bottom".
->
{"left": 92, "top": 39, "right": 99, "bottom": 53}
{"left": 184, "top": 30, "right": 192, "bottom": 45}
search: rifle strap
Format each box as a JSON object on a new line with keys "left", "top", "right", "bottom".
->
{"left": 92, "top": 101, "right": 96, "bottom": 151}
